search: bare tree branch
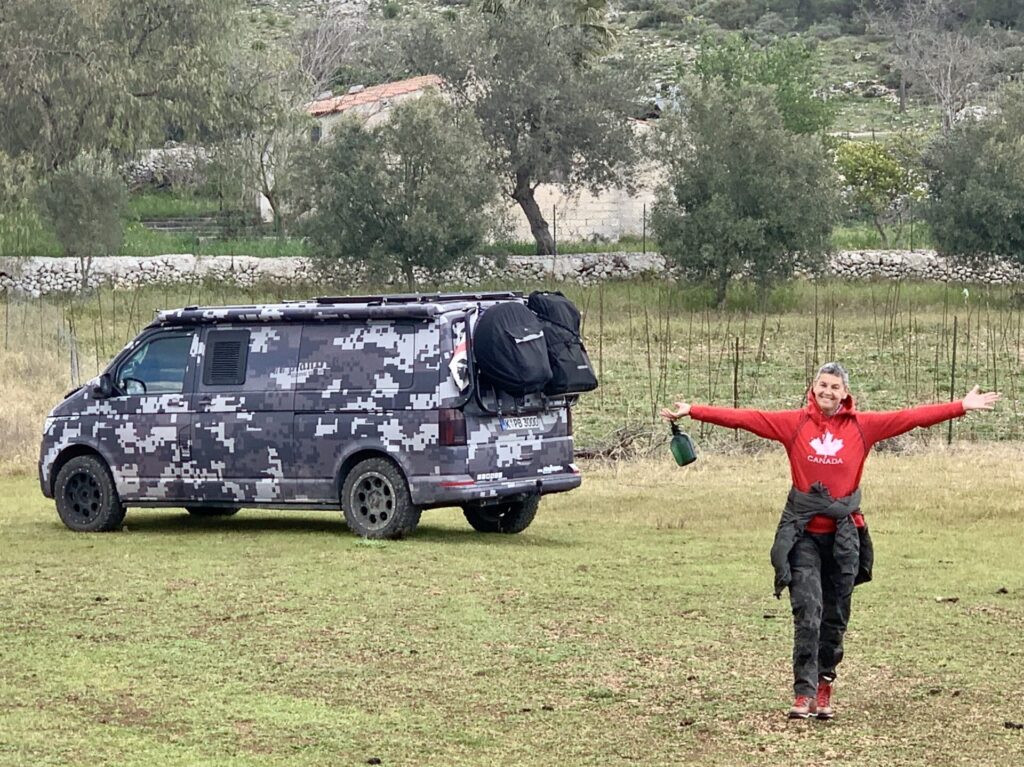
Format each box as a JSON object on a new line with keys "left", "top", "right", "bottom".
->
{"left": 874, "top": 0, "right": 998, "bottom": 134}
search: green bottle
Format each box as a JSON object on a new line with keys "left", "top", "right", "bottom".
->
{"left": 669, "top": 422, "right": 697, "bottom": 466}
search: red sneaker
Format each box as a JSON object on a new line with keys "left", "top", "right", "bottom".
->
{"left": 788, "top": 695, "right": 817, "bottom": 719}
{"left": 816, "top": 678, "right": 834, "bottom": 720}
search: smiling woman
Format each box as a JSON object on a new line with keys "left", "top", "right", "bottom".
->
{"left": 660, "top": 361, "right": 1001, "bottom": 720}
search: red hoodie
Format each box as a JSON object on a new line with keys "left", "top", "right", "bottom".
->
{"left": 689, "top": 393, "right": 965, "bottom": 533}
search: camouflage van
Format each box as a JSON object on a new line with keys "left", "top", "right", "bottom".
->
{"left": 39, "top": 292, "right": 583, "bottom": 539}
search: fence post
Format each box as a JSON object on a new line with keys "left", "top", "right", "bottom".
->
{"left": 642, "top": 203, "right": 647, "bottom": 255}
{"left": 552, "top": 205, "right": 557, "bottom": 258}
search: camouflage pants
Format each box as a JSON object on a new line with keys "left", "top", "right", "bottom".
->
{"left": 788, "top": 532, "right": 858, "bottom": 697}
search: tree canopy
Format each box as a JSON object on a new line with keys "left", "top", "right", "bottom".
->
{"left": 376, "top": 0, "right": 643, "bottom": 254}
{"left": 0, "top": 0, "right": 241, "bottom": 172}
{"left": 652, "top": 82, "right": 838, "bottom": 305}
{"left": 694, "top": 34, "right": 834, "bottom": 135}
{"left": 924, "top": 85, "right": 1024, "bottom": 263}
{"left": 300, "top": 95, "right": 498, "bottom": 289}
{"left": 836, "top": 136, "right": 922, "bottom": 247}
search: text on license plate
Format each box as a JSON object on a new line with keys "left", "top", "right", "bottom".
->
{"left": 500, "top": 416, "right": 542, "bottom": 431}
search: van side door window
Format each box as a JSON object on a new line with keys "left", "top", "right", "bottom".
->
{"left": 188, "top": 324, "right": 301, "bottom": 500}
{"left": 117, "top": 334, "right": 195, "bottom": 395}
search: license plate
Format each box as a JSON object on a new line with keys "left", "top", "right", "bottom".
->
{"left": 499, "top": 416, "right": 542, "bottom": 431}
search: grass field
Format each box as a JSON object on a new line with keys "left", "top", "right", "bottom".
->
{"left": 2, "top": 448, "right": 1022, "bottom": 766}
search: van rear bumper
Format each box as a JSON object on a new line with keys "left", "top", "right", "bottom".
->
{"left": 410, "top": 469, "right": 581, "bottom": 507}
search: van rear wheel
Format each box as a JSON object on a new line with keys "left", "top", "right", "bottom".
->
{"left": 185, "top": 506, "right": 240, "bottom": 517}
{"left": 462, "top": 495, "right": 540, "bottom": 534}
{"left": 54, "top": 455, "right": 126, "bottom": 532}
{"left": 341, "top": 458, "right": 421, "bottom": 539}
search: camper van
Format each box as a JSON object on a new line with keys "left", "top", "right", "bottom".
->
{"left": 39, "top": 292, "right": 595, "bottom": 539}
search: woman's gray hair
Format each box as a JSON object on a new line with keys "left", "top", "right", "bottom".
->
{"left": 815, "top": 361, "right": 850, "bottom": 388}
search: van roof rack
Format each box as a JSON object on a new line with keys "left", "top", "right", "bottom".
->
{"left": 314, "top": 291, "right": 521, "bottom": 306}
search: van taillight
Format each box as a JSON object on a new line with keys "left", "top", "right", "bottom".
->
{"left": 439, "top": 408, "right": 467, "bottom": 446}
{"left": 566, "top": 405, "right": 573, "bottom": 436}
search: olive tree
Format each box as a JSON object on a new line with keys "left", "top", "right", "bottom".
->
{"left": 301, "top": 95, "right": 498, "bottom": 289}
{"left": 375, "top": 1, "right": 642, "bottom": 255}
{"left": 924, "top": 85, "right": 1024, "bottom": 263}
{"left": 36, "top": 154, "right": 126, "bottom": 287}
{"left": 652, "top": 82, "right": 839, "bottom": 306}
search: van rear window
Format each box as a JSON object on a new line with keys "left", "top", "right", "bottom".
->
{"left": 203, "top": 330, "right": 250, "bottom": 386}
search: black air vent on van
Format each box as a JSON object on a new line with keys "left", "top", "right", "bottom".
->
{"left": 203, "top": 330, "right": 250, "bottom": 386}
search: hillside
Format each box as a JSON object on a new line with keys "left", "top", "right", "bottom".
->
{"left": 246, "top": 0, "right": 1024, "bottom": 135}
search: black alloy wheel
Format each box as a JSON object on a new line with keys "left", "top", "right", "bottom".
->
{"left": 341, "top": 458, "right": 421, "bottom": 539}
{"left": 54, "top": 455, "right": 126, "bottom": 532}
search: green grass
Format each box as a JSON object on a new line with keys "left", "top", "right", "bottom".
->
{"left": 2, "top": 447, "right": 1022, "bottom": 765}
{"left": 119, "top": 223, "right": 311, "bottom": 258}
{"left": 831, "top": 221, "right": 935, "bottom": 251}
{"left": 124, "top": 192, "right": 226, "bottom": 221}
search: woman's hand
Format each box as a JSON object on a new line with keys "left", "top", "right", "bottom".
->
{"left": 660, "top": 401, "right": 692, "bottom": 421}
{"left": 962, "top": 385, "right": 1001, "bottom": 412}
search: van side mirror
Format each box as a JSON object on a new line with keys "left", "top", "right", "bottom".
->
{"left": 92, "top": 373, "right": 113, "bottom": 399}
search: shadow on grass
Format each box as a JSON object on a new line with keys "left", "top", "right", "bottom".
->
{"left": 120, "top": 511, "right": 344, "bottom": 535}
{"left": 76, "top": 509, "right": 575, "bottom": 547}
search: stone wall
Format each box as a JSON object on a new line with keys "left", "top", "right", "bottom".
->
{"left": 1, "top": 250, "right": 1021, "bottom": 298}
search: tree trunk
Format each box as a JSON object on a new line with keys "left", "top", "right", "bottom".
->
{"left": 872, "top": 214, "right": 890, "bottom": 248}
{"left": 511, "top": 171, "right": 555, "bottom": 255}
{"left": 714, "top": 267, "right": 730, "bottom": 308}
{"left": 899, "top": 71, "right": 907, "bottom": 114}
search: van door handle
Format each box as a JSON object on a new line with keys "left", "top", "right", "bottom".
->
{"left": 198, "top": 396, "right": 213, "bottom": 406}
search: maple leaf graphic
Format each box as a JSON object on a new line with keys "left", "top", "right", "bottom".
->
{"left": 810, "top": 431, "right": 844, "bottom": 457}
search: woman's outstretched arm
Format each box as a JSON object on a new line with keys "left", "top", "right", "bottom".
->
{"left": 858, "top": 385, "right": 1001, "bottom": 444}
{"left": 661, "top": 401, "right": 800, "bottom": 443}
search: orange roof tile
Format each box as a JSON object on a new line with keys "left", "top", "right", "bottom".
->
{"left": 307, "top": 75, "right": 444, "bottom": 117}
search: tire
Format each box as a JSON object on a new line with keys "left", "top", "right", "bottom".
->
{"left": 341, "top": 458, "right": 421, "bottom": 539}
{"left": 185, "top": 506, "right": 240, "bottom": 517}
{"left": 462, "top": 495, "right": 540, "bottom": 534}
{"left": 54, "top": 455, "right": 126, "bottom": 532}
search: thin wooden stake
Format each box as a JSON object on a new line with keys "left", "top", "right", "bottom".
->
{"left": 948, "top": 315, "right": 958, "bottom": 446}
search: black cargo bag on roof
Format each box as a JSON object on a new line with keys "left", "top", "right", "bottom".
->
{"left": 473, "top": 302, "right": 552, "bottom": 396}
{"left": 527, "top": 291, "right": 599, "bottom": 395}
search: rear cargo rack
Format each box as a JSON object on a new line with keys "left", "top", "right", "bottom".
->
{"left": 315, "top": 291, "right": 521, "bottom": 306}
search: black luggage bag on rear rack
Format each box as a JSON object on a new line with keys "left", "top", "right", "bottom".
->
{"left": 527, "top": 291, "right": 598, "bottom": 395}
{"left": 473, "top": 301, "right": 552, "bottom": 397}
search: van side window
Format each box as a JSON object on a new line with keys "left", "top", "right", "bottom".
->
{"left": 117, "top": 334, "right": 194, "bottom": 395}
{"left": 298, "top": 322, "right": 415, "bottom": 392}
{"left": 202, "top": 329, "right": 250, "bottom": 386}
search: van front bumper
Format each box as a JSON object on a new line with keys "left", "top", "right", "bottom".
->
{"left": 411, "top": 469, "right": 582, "bottom": 507}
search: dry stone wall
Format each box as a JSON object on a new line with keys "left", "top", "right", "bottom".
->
{"left": 1, "top": 251, "right": 1022, "bottom": 297}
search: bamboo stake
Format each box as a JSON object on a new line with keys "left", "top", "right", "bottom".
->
{"left": 598, "top": 282, "right": 604, "bottom": 409}
{"left": 948, "top": 315, "right": 958, "bottom": 446}
{"left": 643, "top": 303, "right": 655, "bottom": 423}
{"left": 733, "top": 336, "right": 740, "bottom": 441}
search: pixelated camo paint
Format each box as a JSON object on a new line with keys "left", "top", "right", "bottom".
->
{"left": 40, "top": 297, "right": 581, "bottom": 509}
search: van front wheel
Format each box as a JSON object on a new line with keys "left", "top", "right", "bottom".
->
{"left": 54, "top": 455, "right": 126, "bottom": 532}
{"left": 341, "top": 458, "right": 421, "bottom": 539}
{"left": 462, "top": 495, "right": 540, "bottom": 534}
